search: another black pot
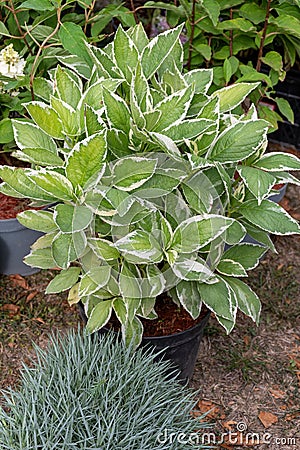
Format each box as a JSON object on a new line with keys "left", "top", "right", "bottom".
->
{"left": 0, "top": 217, "right": 43, "bottom": 276}
{"left": 77, "top": 302, "right": 210, "bottom": 385}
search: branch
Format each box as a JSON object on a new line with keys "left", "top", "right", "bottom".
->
{"left": 256, "top": 0, "right": 272, "bottom": 72}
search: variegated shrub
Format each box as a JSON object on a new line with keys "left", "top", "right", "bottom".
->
{"left": 0, "top": 24, "right": 299, "bottom": 346}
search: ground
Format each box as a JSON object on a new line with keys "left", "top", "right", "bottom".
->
{"left": 0, "top": 148, "right": 299, "bottom": 450}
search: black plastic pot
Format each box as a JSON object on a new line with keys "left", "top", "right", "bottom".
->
{"left": 77, "top": 302, "right": 210, "bottom": 384}
{"left": 0, "top": 217, "right": 43, "bottom": 276}
{"left": 268, "top": 184, "right": 287, "bottom": 203}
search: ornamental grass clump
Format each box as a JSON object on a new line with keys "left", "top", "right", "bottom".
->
{"left": 0, "top": 329, "right": 209, "bottom": 450}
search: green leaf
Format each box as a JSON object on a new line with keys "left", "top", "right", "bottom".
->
{"left": 119, "top": 263, "right": 141, "bottom": 300}
{"left": 86, "top": 300, "right": 113, "bottom": 333}
{"left": 154, "top": 86, "right": 193, "bottom": 132}
{"left": 113, "top": 26, "right": 139, "bottom": 82}
{"left": 122, "top": 316, "right": 143, "bottom": 348}
{"left": 0, "top": 118, "right": 13, "bottom": 144}
{"left": 12, "top": 120, "right": 57, "bottom": 152}
{"left": 172, "top": 215, "right": 234, "bottom": 253}
{"left": 50, "top": 96, "right": 80, "bottom": 136}
{"left": 275, "top": 98, "right": 294, "bottom": 123}
{"left": 222, "top": 220, "right": 246, "bottom": 245}
{"left": 202, "top": 0, "right": 220, "bottom": 26}
{"left": 254, "top": 152, "right": 300, "bottom": 171}
{"left": 32, "top": 77, "right": 53, "bottom": 102}
{"left": 217, "top": 259, "right": 247, "bottom": 277}
{"left": 141, "top": 24, "right": 184, "bottom": 79}
{"left": 127, "top": 23, "right": 149, "bottom": 53}
{"left": 24, "top": 247, "right": 56, "bottom": 269}
{"left": 55, "top": 65, "right": 82, "bottom": 109}
{"left": 58, "top": 22, "right": 92, "bottom": 67}
{"left": 176, "top": 281, "right": 203, "bottom": 319}
{"left": 54, "top": 204, "right": 93, "bottom": 232}
{"left": 115, "top": 230, "right": 163, "bottom": 264}
{"left": 66, "top": 133, "right": 107, "bottom": 189}
{"left": 224, "top": 277, "right": 261, "bottom": 323}
{"left": 17, "top": 210, "right": 57, "bottom": 233}
{"left": 102, "top": 88, "right": 131, "bottom": 133}
{"left": 221, "top": 243, "right": 267, "bottom": 270}
{"left": 52, "top": 231, "right": 87, "bottom": 269}
{"left": 162, "top": 119, "right": 214, "bottom": 142}
{"left": 239, "top": 200, "right": 300, "bottom": 235}
{"left": 79, "top": 266, "right": 112, "bottom": 297}
{"left": 24, "top": 102, "right": 64, "bottom": 139}
{"left": 209, "top": 120, "right": 268, "bottom": 163}
{"left": 260, "top": 51, "right": 283, "bottom": 72}
{"left": 30, "top": 171, "right": 74, "bottom": 201}
{"left": 172, "top": 256, "right": 214, "bottom": 282}
{"left": 0, "top": 167, "right": 57, "bottom": 202}
{"left": 271, "top": 14, "right": 300, "bottom": 40}
{"left": 237, "top": 166, "right": 276, "bottom": 204}
{"left": 223, "top": 59, "right": 233, "bottom": 84}
{"left": 211, "top": 82, "right": 259, "bottom": 112}
{"left": 198, "top": 277, "right": 235, "bottom": 321}
{"left": 19, "top": 0, "right": 54, "bottom": 10}
{"left": 239, "top": 2, "right": 266, "bottom": 24}
{"left": 112, "top": 156, "right": 157, "bottom": 191}
{"left": 217, "top": 18, "right": 255, "bottom": 32}
{"left": 0, "top": 22, "right": 10, "bottom": 37}
{"left": 46, "top": 267, "right": 81, "bottom": 294}
{"left": 57, "top": 55, "right": 91, "bottom": 80}
{"left": 184, "top": 69, "right": 213, "bottom": 94}
{"left": 12, "top": 148, "right": 64, "bottom": 167}
{"left": 88, "top": 237, "right": 120, "bottom": 261}
{"left": 149, "top": 133, "right": 182, "bottom": 160}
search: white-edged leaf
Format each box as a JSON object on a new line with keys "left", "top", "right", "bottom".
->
{"left": 112, "top": 156, "right": 157, "bottom": 191}
{"left": 46, "top": 267, "right": 81, "bottom": 294}
{"left": 52, "top": 231, "right": 87, "bottom": 269}
{"left": 102, "top": 87, "right": 131, "bottom": 133}
{"left": 254, "top": 152, "right": 300, "bottom": 171}
{"left": 86, "top": 300, "right": 113, "bottom": 333}
{"left": 198, "top": 277, "right": 235, "bottom": 321}
{"left": 172, "top": 256, "right": 214, "bottom": 282}
{"left": 211, "top": 82, "right": 259, "bottom": 112}
{"left": 115, "top": 230, "right": 163, "bottom": 264}
{"left": 162, "top": 119, "right": 214, "bottom": 142}
{"left": 239, "top": 199, "right": 300, "bottom": 235}
{"left": 24, "top": 102, "right": 64, "bottom": 139}
{"left": 88, "top": 237, "right": 120, "bottom": 261}
{"left": 66, "top": 132, "right": 107, "bottom": 189}
{"left": 24, "top": 247, "right": 57, "bottom": 269}
{"left": 237, "top": 165, "right": 276, "bottom": 204}
{"left": 17, "top": 209, "right": 57, "bottom": 233}
{"left": 222, "top": 243, "right": 267, "bottom": 270}
{"left": 184, "top": 69, "right": 213, "bottom": 94}
{"left": 29, "top": 170, "right": 74, "bottom": 201}
{"left": 12, "top": 148, "right": 64, "bottom": 167}
{"left": 79, "top": 266, "right": 112, "bottom": 297}
{"left": 141, "top": 24, "right": 184, "bottom": 79}
{"left": 224, "top": 277, "right": 261, "bottom": 323}
{"left": 54, "top": 204, "right": 93, "bottom": 232}
{"left": 172, "top": 214, "right": 234, "bottom": 253}
{"left": 12, "top": 120, "right": 57, "bottom": 152}
{"left": 209, "top": 120, "right": 268, "bottom": 163}
{"left": 113, "top": 25, "right": 139, "bottom": 82}
{"left": 176, "top": 280, "right": 203, "bottom": 319}
{"left": 217, "top": 259, "right": 247, "bottom": 277}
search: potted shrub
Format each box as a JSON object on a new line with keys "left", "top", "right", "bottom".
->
{"left": 0, "top": 25, "right": 299, "bottom": 381}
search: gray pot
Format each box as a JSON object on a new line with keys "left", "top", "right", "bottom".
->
{"left": 0, "top": 217, "right": 42, "bottom": 276}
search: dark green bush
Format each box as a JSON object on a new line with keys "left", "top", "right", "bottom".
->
{"left": 0, "top": 329, "right": 210, "bottom": 449}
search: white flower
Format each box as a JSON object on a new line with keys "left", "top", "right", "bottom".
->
{"left": 0, "top": 44, "right": 25, "bottom": 78}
